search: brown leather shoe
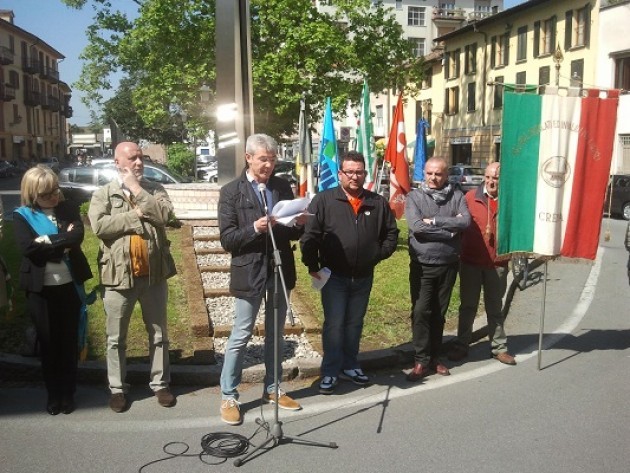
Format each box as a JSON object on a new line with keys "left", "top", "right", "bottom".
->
{"left": 493, "top": 352, "right": 517, "bottom": 365}
{"left": 109, "top": 393, "right": 128, "bottom": 413}
{"left": 406, "top": 363, "right": 431, "bottom": 382}
{"left": 262, "top": 391, "right": 302, "bottom": 410}
{"left": 155, "top": 388, "right": 176, "bottom": 407}
{"left": 429, "top": 359, "right": 451, "bottom": 376}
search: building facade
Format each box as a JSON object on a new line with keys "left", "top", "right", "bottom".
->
{"left": 597, "top": 0, "right": 630, "bottom": 174}
{"left": 0, "top": 10, "right": 72, "bottom": 164}
{"left": 430, "top": 0, "right": 598, "bottom": 167}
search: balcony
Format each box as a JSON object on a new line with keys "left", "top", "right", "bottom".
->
{"left": 48, "top": 95, "right": 61, "bottom": 112}
{"left": 0, "top": 46, "right": 15, "bottom": 65}
{"left": 433, "top": 7, "right": 466, "bottom": 21}
{"left": 468, "top": 11, "right": 494, "bottom": 22}
{"left": 24, "top": 89, "right": 42, "bottom": 106}
{"left": 0, "top": 83, "right": 16, "bottom": 101}
{"left": 41, "top": 94, "right": 50, "bottom": 109}
{"left": 43, "top": 66, "right": 60, "bottom": 82}
{"left": 21, "top": 57, "right": 41, "bottom": 75}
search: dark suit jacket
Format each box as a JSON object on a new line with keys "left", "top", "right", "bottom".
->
{"left": 13, "top": 200, "right": 92, "bottom": 293}
{"left": 218, "top": 170, "right": 301, "bottom": 298}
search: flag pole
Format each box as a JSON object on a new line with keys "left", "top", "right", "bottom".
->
{"left": 537, "top": 261, "right": 548, "bottom": 370}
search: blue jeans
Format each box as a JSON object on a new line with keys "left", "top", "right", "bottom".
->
{"left": 320, "top": 273, "right": 373, "bottom": 377}
{"left": 220, "top": 278, "right": 288, "bottom": 400}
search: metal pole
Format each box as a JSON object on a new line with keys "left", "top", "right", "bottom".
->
{"left": 537, "top": 261, "right": 548, "bottom": 370}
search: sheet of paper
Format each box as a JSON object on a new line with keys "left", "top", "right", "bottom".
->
{"left": 311, "top": 267, "right": 331, "bottom": 291}
{"left": 272, "top": 196, "right": 312, "bottom": 226}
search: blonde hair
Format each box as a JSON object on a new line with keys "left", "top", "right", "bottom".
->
{"left": 20, "top": 165, "right": 64, "bottom": 207}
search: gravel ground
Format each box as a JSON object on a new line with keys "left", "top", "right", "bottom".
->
{"left": 195, "top": 226, "right": 318, "bottom": 366}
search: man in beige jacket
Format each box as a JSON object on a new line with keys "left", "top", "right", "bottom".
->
{"left": 89, "top": 142, "right": 177, "bottom": 413}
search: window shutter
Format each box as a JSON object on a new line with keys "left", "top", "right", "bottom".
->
{"left": 455, "top": 49, "right": 461, "bottom": 77}
{"left": 565, "top": 10, "right": 573, "bottom": 50}
{"left": 533, "top": 21, "right": 540, "bottom": 57}
{"left": 491, "top": 36, "right": 496, "bottom": 67}
{"left": 465, "top": 45, "right": 470, "bottom": 74}
{"left": 445, "top": 52, "right": 450, "bottom": 79}
{"left": 551, "top": 15, "right": 557, "bottom": 49}
{"left": 584, "top": 3, "right": 591, "bottom": 48}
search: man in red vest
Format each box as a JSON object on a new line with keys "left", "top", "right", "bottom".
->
{"left": 448, "top": 162, "right": 516, "bottom": 365}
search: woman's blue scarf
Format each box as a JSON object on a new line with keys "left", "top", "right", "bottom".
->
{"left": 14, "top": 206, "right": 58, "bottom": 236}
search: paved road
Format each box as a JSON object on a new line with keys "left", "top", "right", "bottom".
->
{"left": 1, "top": 219, "right": 629, "bottom": 473}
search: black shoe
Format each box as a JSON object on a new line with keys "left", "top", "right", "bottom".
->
{"left": 61, "top": 395, "right": 75, "bottom": 414}
{"left": 109, "top": 393, "right": 128, "bottom": 413}
{"left": 46, "top": 399, "right": 61, "bottom": 416}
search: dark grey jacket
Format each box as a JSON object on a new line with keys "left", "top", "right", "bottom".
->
{"left": 218, "top": 171, "right": 301, "bottom": 298}
{"left": 405, "top": 186, "right": 471, "bottom": 265}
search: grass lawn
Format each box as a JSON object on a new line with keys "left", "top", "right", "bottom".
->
{"left": 0, "top": 220, "right": 194, "bottom": 363}
{"left": 293, "top": 219, "right": 461, "bottom": 352}
{"left": 1, "top": 218, "right": 463, "bottom": 361}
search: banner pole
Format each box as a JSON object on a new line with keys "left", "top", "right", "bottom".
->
{"left": 537, "top": 261, "right": 548, "bottom": 370}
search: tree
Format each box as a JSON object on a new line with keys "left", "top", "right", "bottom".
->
{"left": 61, "top": 0, "right": 422, "bottom": 138}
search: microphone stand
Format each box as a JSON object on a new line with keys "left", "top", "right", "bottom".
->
{"left": 234, "top": 187, "right": 337, "bottom": 467}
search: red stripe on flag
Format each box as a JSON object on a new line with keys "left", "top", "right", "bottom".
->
{"left": 384, "top": 93, "right": 411, "bottom": 219}
{"left": 561, "top": 90, "right": 619, "bottom": 259}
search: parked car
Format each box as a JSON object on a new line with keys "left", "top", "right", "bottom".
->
{"left": 605, "top": 174, "right": 630, "bottom": 220}
{"left": 448, "top": 164, "right": 484, "bottom": 192}
{"left": 273, "top": 160, "right": 297, "bottom": 185}
{"left": 0, "top": 160, "right": 19, "bottom": 177}
{"left": 58, "top": 162, "right": 190, "bottom": 203}
{"left": 40, "top": 157, "right": 60, "bottom": 173}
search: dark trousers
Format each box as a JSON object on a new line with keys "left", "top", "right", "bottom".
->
{"left": 27, "top": 283, "right": 81, "bottom": 400}
{"left": 409, "top": 261, "right": 458, "bottom": 365}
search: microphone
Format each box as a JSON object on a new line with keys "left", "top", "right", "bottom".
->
{"left": 258, "top": 182, "right": 268, "bottom": 214}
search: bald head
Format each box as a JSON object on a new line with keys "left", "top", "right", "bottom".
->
{"left": 424, "top": 157, "right": 449, "bottom": 189}
{"left": 114, "top": 142, "right": 144, "bottom": 179}
{"left": 484, "top": 162, "right": 500, "bottom": 198}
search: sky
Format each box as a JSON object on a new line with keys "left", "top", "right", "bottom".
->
{"left": 2, "top": 0, "right": 527, "bottom": 127}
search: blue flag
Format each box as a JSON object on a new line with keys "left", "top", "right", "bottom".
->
{"left": 318, "top": 97, "right": 339, "bottom": 191}
{"left": 413, "top": 119, "right": 429, "bottom": 182}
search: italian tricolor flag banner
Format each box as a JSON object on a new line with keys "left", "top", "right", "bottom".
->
{"left": 498, "top": 88, "right": 620, "bottom": 260}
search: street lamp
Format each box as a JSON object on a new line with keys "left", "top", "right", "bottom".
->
{"left": 553, "top": 43, "right": 564, "bottom": 87}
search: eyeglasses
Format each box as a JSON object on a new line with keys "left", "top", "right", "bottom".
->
{"left": 38, "top": 188, "right": 61, "bottom": 200}
{"left": 340, "top": 169, "right": 367, "bottom": 178}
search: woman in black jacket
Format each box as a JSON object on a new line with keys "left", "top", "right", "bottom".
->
{"left": 13, "top": 165, "right": 92, "bottom": 415}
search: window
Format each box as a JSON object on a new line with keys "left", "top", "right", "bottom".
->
{"left": 9, "top": 35, "right": 14, "bottom": 53}
{"left": 445, "top": 86, "right": 459, "bottom": 115}
{"left": 465, "top": 43, "right": 477, "bottom": 74}
{"left": 409, "top": 37, "right": 425, "bottom": 57}
{"left": 570, "top": 59, "right": 584, "bottom": 87}
{"left": 408, "top": 6, "right": 426, "bottom": 26}
{"left": 539, "top": 66, "right": 551, "bottom": 86}
{"left": 467, "top": 82, "right": 476, "bottom": 112}
{"left": 415, "top": 101, "right": 423, "bottom": 123}
{"left": 491, "top": 34, "right": 509, "bottom": 68}
{"left": 422, "top": 66, "right": 432, "bottom": 88}
{"left": 494, "top": 75, "right": 504, "bottom": 109}
{"left": 396, "top": 0, "right": 403, "bottom": 10}
{"left": 620, "top": 135, "right": 630, "bottom": 174}
{"left": 446, "top": 49, "right": 460, "bottom": 79}
{"left": 614, "top": 56, "right": 630, "bottom": 90}
{"left": 534, "top": 16, "right": 556, "bottom": 57}
{"left": 376, "top": 105, "right": 383, "bottom": 129}
{"left": 8, "top": 70, "right": 19, "bottom": 88}
{"left": 517, "top": 26, "right": 527, "bottom": 61}
{"left": 516, "top": 71, "right": 526, "bottom": 86}
{"left": 565, "top": 5, "right": 591, "bottom": 50}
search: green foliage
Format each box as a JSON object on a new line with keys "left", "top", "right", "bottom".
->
{"left": 60, "top": 0, "right": 422, "bottom": 138}
{"left": 166, "top": 143, "right": 195, "bottom": 177}
{"left": 79, "top": 201, "right": 90, "bottom": 216}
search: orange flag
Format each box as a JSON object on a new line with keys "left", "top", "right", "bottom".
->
{"left": 384, "top": 93, "right": 411, "bottom": 219}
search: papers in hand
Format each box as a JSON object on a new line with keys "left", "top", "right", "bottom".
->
{"left": 311, "top": 267, "right": 331, "bottom": 291}
{"left": 271, "top": 196, "right": 312, "bottom": 226}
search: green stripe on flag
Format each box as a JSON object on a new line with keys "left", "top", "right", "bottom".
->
{"left": 498, "top": 92, "right": 542, "bottom": 255}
